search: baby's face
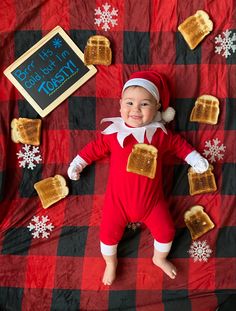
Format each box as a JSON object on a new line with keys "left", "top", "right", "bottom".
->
{"left": 120, "top": 86, "right": 160, "bottom": 127}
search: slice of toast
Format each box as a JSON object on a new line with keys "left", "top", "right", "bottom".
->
{"left": 11, "top": 118, "right": 42, "bottom": 146}
{"left": 178, "top": 10, "right": 213, "bottom": 50}
{"left": 34, "top": 175, "right": 69, "bottom": 208}
{"left": 184, "top": 205, "right": 215, "bottom": 240}
{"left": 84, "top": 35, "right": 112, "bottom": 66}
{"left": 127, "top": 143, "right": 158, "bottom": 179}
{"left": 188, "top": 164, "right": 217, "bottom": 196}
{"left": 190, "top": 94, "right": 220, "bottom": 124}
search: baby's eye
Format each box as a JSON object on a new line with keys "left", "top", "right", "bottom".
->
{"left": 141, "top": 102, "right": 150, "bottom": 107}
{"left": 126, "top": 101, "right": 133, "bottom": 106}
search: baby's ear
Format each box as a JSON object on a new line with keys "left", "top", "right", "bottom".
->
{"left": 156, "top": 102, "right": 161, "bottom": 110}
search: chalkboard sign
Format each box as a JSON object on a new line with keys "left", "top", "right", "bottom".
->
{"left": 4, "top": 26, "right": 97, "bottom": 117}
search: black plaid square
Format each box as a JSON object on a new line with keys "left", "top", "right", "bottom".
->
{"left": 221, "top": 163, "right": 236, "bottom": 195}
{"left": 123, "top": 31, "right": 150, "bottom": 64}
{"left": 0, "top": 287, "right": 24, "bottom": 311}
{"left": 109, "top": 290, "right": 136, "bottom": 311}
{"left": 2, "top": 227, "right": 32, "bottom": 255}
{"left": 18, "top": 99, "right": 40, "bottom": 118}
{"left": 175, "top": 98, "right": 199, "bottom": 132}
{"left": 14, "top": 30, "right": 42, "bottom": 58}
{"left": 162, "top": 290, "right": 191, "bottom": 311}
{"left": 169, "top": 228, "right": 192, "bottom": 259}
{"left": 172, "top": 165, "right": 189, "bottom": 196}
{"left": 118, "top": 227, "right": 141, "bottom": 258}
{"left": 69, "top": 164, "right": 95, "bottom": 195}
{"left": 176, "top": 32, "right": 201, "bottom": 64}
{"left": 68, "top": 96, "right": 96, "bottom": 130}
{"left": 69, "top": 29, "right": 96, "bottom": 52}
{"left": 216, "top": 227, "right": 236, "bottom": 257}
{"left": 57, "top": 226, "right": 88, "bottom": 257}
{"left": 226, "top": 29, "right": 236, "bottom": 65}
{"left": 225, "top": 98, "right": 236, "bottom": 130}
{"left": 216, "top": 292, "right": 236, "bottom": 310}
{"left": 19, "top": 164, "right": 42, "bottom": 198}
{"left": 51, "top": 289, "right": 80, "bottom": 311}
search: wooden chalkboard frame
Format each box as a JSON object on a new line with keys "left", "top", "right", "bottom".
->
{"left": 4, "top": 26, "right": 97, "bottom": 117}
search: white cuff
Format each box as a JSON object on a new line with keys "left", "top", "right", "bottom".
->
{"left": 100, "top": 242, "right": 118, "bottom": 256}
{"left": 70, "top": 155, "right": 88, "bottom": 169}
{"left": 154, "top": 240, "right": 172, "bottom": 252}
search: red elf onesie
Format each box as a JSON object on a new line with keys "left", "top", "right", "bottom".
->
{"left": 68, "top": 71, "right": 209, "bottom": 256}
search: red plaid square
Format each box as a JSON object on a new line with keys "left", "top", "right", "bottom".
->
{"left": 54, "top": 257, "right": 84, "bottom": 289}
{"left": 136, "top": 258, "right": 163, "bottom": 289}
{"left": 25, "top": 255, "right": 57, "bottom": 288}
{"left": 22, "top": 288, "right": 52, "bottom": 311}
{"left": 0, "top": 255, "right": 27, "bottom": 287}
{"left": 150, "top": 32, "right": 176, "bottom": 64}
{"left": 95, "top": 64, "right": 123, "bottom": 99}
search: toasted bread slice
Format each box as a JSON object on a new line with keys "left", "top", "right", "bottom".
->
{"left": 84, "top": 35, "right": 112, "bottom": 66}
{"left": 34, "top": 175, "right": 69, "bottom": 208}
{"left": 190, "top": 94, "right": 220, "bottom": 125}
{"left": 184, "top": 205, "right": 215, "bottom": 240}
{"left": 11, "top": 118, "right": 42, "bottom": 146}
{"left": 188, "top": 164, "right": 217, "bottom": 196}
{"left": 127, "top": 143, "right": 158, "bottom": 179}
{"left": 178, "top": 10, "right": 213, "bottom": 49}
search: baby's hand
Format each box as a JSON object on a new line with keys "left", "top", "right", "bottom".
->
{"left": 185, "top": 150, "right": 209, "bottom": 174}
{"left": 67, "top": 165, "right": 81, "bottom": 180}
{"left": 67, "top": 155, "right": 88, "bottom": 181}
{"left": 192, "top": 156, "right": 209, "bottom": 173}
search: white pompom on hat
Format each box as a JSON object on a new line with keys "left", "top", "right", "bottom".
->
{"left": 122, "top": 70, "right": 175, "bottom": 122}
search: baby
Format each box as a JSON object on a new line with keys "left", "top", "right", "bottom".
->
{"left": 67, "top": 70, "right": 209, "bottom": 285}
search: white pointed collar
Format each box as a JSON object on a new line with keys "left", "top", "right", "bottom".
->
{"left": 101, "top": 114, "right": 167, "bottom": 148}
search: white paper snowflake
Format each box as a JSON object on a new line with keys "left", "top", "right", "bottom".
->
{"left": 16, "top": 144, "right": 42, "bottom": 170}
{"left": 215, "top": 29, "right": 236, "bottom": 58}
{"left": 94, "top": 2, "right": 118, "bottom": 31}
{"left": 203, "top": 138, "right": 226, "bottom": 163}
{"left": 27, "top": 215, "right": 54, "bottom": 239}
{"left": 188, "top": 240, "right": 212, "bottom": 262}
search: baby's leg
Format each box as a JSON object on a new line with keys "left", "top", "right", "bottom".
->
{"left": 101, "top": 242, "right": 118, "bottom": 286}
{"left": 152, "top": 240, "right": 177, "bottom": 279}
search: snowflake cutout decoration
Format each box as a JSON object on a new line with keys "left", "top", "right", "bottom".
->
{"left": 215, "top": 29, "right": 236, "bottom": 58}
{"left": 188, "top": 240, "right": 212, "bottom": 262}
{"left": 203, "top": 138, "right": 226, "bottom": 163}
{"left": 94, "top": 2, "right": 118, "bottom": 31}
{"left": 27, "top": 215, "right": 54, "bottom": 239}
{"left": 52, "top": 37, "right": 62, "bottom": 48}
{"left": 16, "top": 144, "right": 42, "bottom": 170}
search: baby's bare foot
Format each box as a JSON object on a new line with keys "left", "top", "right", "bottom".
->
{"left": 102, "top": 262, "right": 117, "bottom": 286}
{"left": 152, "top": 257, "right": 177, "bottom": 279}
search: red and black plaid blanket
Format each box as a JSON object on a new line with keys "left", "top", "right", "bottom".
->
{"left": 0, "top": 1, "right": 236, "bottom": 310}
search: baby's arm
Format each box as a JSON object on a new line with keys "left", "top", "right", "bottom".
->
{"left": 67, "top": 133, "right": 110, "bottom": 181}
{"left": 165, "top": 130, "right": 209, "bottom": 173}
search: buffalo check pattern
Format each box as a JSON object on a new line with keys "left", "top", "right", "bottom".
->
{"left": 0, "top": 0, "right": 236, "bottom": 310}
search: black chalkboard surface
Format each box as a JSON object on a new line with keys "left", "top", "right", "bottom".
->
{"left": 4, "top": 26, "right": 97, "bottom": 117}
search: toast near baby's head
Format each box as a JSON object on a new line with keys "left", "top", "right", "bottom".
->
{"left": 34, "top": 175, "right": 69, "bottom": 209}
{"left": 127, "top": 143, "right": 158, "bottom": 179}
{"left": 178, "top": 10, "right": 213, "bottom": 50}
{"left": 190, "top": 94, "right": 220, "bottom": 124}
{"left": 184, "top": 205, "right": 215, "bottom": 240}
{"left": 11, "top": 117, "right": 42, "bottom": 146}
{"left": 188, "top": 164, "right": 217, "bottom": 196}
{"left": 84, "top": 35, "right": 112, "bottom": 66}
